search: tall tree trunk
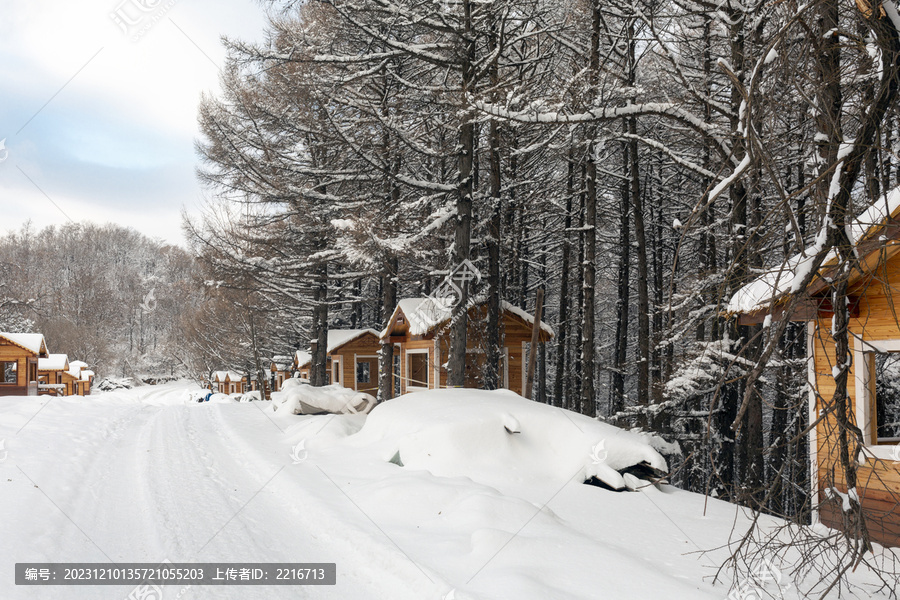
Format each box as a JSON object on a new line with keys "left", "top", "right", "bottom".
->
{"left": 448, "top": 0, "right": 477, "bottom": 388}
{"left": 555, "top": 148, "right": 575, "bottom": 409}
{"left": 580, "top": 1, "right": 600, "bottom": 417}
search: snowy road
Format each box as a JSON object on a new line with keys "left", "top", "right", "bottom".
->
{"left": 3, "top": 382, "right": 895, "bottom": 600}
{"left": 1, "top": 383, "right": 426, "bottom": 600}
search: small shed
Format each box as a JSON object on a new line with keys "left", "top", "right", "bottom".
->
{"left": 38, "top": 353, "right": 70, "bottom": 396}
{"left": 380, "top": 298, "right": 553, "bottom": 397}
{"left": 729, "top": 192, "right": 900, "bottom": 547}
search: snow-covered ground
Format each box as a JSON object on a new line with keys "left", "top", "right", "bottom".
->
{"left": 0, "top": 382, "right": 895, "bottom": 599}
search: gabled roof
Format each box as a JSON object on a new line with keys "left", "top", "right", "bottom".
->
{"left": 213, "top": 370, "right": 244, "bottom": 382}
{"left": 271, "top": 355, "right": 293, "bottom": 371}
{"left": 69, "top": 360, "right": 88, "bottom": 371}
{"left": 39, "top": 354, "right": 69, "bottom": 371}
{"left": 0, "top": 332, "right": 49, "bottom": 357}
{"left": 80, "top": 370, "right": 94, "bottom": 382}
{"left": 381, "top": 298, "right": 555, "bottom": 339}
{"left": 294, "top": 350, "right": 311, "bottom": 369}
{"left": 729, "top": 188, "right": 900, "bottom": 317}
{"left": 320, "top": 329, "right": 380, "bottom": 353}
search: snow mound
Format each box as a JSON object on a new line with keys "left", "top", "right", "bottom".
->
{"left": 346, "top": 389, "right": 667, "bottom": 491}
{"left": 271, "top": 380, "right": 376, "bottom": 415}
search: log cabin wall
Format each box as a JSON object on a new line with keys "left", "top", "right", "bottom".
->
{"left": 812, "top": 259, "right": 900, "bottom": 547}
{"left": 0, "top": 341, "right": 37, "bottom": 396}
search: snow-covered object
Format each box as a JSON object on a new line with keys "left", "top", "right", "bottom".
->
{"left": 728, "top": 187, "right": 900, "bottom": 314}
{"left": 238, "top": 391, "right": 260, "bottom": 403}
{"left": 345, "top": 389, "right": 667, "bottom": 491}
{"left": 0, "top": 332, "right": 47, "bottom": 355}
{"left": 271, "top": 379, "right": 376, "bottom": 415}
{"left": 96, "top": 377, "right": 134, "bottom": 392}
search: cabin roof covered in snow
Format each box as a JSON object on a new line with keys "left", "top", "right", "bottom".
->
{"left": 69, "top": 360, "right": 88, "bottom": 371}
{"left": 271, "top": 355, "right": 292, "bottom": 370}
{"left": 0, "top": 332, "right": 49, "bottom": 357}
{"left": 213, "top": 370, "right": 244, "bottom": 382}
{"left": 294, "top": 351, "right": 311, "bottom": 368}
{"left": 728, "top": 188, "right": 900, "bottom": 316}
{"left": 39, "top": 354, "right": 69, "bottom": 371}
{"left": 381, "top": 298, "right": 555, "bottom": 338}
{"left": 80, "top": 370, "right": 94, "bottom": 381}
{"left": 316, "top": 329, "right": 380, "bottom": 354}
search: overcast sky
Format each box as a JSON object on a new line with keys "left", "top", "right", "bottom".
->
{"left": 0, "top": 0, "right": 269, "bottom": 246}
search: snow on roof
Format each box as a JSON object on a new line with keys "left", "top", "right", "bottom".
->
{"left": 384, "top": 298, "right": 554, "bottom": 338}
{"left": 728, "top": 187, "right": 900, "bottom": 314}
{"left": 212, "top": 370, "right": 243, "bottom": 382}
{"left": 0, "top": 332, "right": 48, "bottom": 356}
{"left": 502, "top": 301, "right": 555, "bottom": 338}
{"left": 295, "top": 351, "right": 311, "bottom": 368}
{"left": 318, "top": 329, "right": 380, "bottom": 353}
{"left": 272, "top": 355, "right": 293, "bottom": 370}
{"left": 39, "top": 354, "right": 69, "bottom": 371}
{"left": 69, "top": 360, "right": 88, "bottom": 371}
{"left": 80, "top": 370, "right": 95, "bottom": 381}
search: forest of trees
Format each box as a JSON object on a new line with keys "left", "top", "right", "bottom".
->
{"left": 0, "top": 223, "right": 197, "bottom": 380}
{"left": 186, "top": 0, "right": 900, "bottom": 587}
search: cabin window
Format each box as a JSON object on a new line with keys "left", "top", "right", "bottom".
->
{"left": 1, "top": 361, "right": 16, "bottom": 384}
{"left": 356, "top": 362, "right": 370, "bottom": 384}
{"left": 873, "top": 352, "right": 900, "bottom": 443}
{"left": 407, "top": 350, "right": 429, "bottom": 389}
{"left": 29, "top": 362, "right": 37, "bottom": 383}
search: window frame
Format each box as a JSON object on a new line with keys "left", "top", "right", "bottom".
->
{"left": 852, "top": 335, "right": 900, "bottom": 460}
{"left": 0, "top": 360, "right": 17, "bottom": 385}
{"left": 406, "top": 348, "right": 430, "bottom": 392}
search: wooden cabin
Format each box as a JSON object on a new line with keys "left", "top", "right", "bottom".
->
{"left": 307, "top": 329, "right": 382, "bottom": 394}
{"left": 0, "top": 332, "right": 48, "bottom": 396}
{"left": 730, "top": 193, "right": 900, "bottom": 547}
{"left": 212, "top": 370, "right": 247, "bottom": 395}
{"left": 65, "top": 360, "right": 93, "bottom": 396}
{"left": 38, "top": 353, "right": 69, "bottom": 396}
{"left": 270, "top": 355, "right": 293, "bottom": 392}
{"left": 293, "top": 350, "right": 311, "bottom": 381}
{"left": 380, "top": 298, "right": 553, "bottom": 397}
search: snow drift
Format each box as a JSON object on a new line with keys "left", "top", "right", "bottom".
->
{"left": 344, "top": 389, "right": 667, "bottom": 492}
{"left": 272, "top": 378, "right": 376, "bottom": 415}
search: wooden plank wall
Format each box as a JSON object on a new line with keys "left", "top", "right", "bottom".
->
{"left": 0, "top": 342, "right": 37, "bottom": 396}
{"left": 813, "top": 265, "right": 900, "bottom": 547}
